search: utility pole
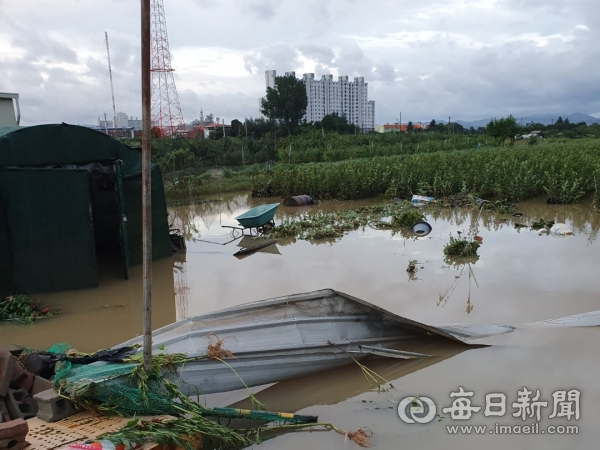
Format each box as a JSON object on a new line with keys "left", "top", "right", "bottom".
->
{"left": 222, "top": 118, "right": 225, "bottom": 138}
{"left": 105, "top": 32, "right": 117, "bottom": 129}
{"left": 245, "top": 119, "right": 248, "bottom": 139}
{"left": 141, "top": 0, "right": 152, "bottom": 373}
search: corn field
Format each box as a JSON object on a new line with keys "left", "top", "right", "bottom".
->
{"left": 267, "top": 140, "right": 600, "bottom": 203}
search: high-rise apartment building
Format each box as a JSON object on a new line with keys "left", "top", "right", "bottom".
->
{"left": 262, "top": 70, "right": 375, "bottom": 132}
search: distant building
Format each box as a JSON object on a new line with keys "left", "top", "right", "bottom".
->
{"left": 204, "top": 123, "right": 231, "bottom": 138}
{"left": 520, "top": 130, "right": 543, "bottom": 139}
{"left": 115, "top": 112, "right": 129, "bottom": 128}
{"left": 98, "top": 127, "right": 134, "bottom": 139}
{"left": 261, "top": 71, "right": 375, "bottom": 132}
{"left": 380, "top": 123, "right": 429, "bottom": 133}
{"left": 98, "top": 117, "right": 114, "bottom": 129}
{"left": 265, "top": 70, "right": 276, "bottom": 89}
{"left": 0, "top": 93, "right": 20, "bottom": 127}
{"left": 128, "top": 116, "right": 142, "bottom": 131}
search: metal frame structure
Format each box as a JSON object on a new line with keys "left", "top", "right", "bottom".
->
{"left": 150, "top": 0, "right": 186, "bottom": 136}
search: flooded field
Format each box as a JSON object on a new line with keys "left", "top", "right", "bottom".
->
{"left": 2, "top": 193, "right": 599, "bottom": 448}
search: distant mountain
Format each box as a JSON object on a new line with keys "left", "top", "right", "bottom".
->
{"left": 454, "top": 113, "right": 600, "bottom": 129}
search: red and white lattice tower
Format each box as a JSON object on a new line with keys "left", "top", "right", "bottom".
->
{"left": 150, "top": 0, "right": 186, "bottom": 135}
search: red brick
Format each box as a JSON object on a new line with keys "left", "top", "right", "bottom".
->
{"left": 0, "top": 419, "right": 28, "bottom": 440}
{"left": 0, "top": 351, "right": 16, "bottom": 397}
{"left": 0, "top": 397, "right": 9, "bottom": 422}
{"left": 9, "top": 370, "right": 34, "bottom": 393}
{"left": 0, "top": 435, "right": 28, "bottom": 447}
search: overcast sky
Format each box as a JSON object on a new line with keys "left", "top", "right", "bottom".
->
{"left": 2, "top": 0, "right": 599, "bottom": 126}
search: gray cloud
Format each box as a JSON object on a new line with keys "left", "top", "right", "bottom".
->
{"left": 1, "top": 0, "right": 598, "bottom": 126}
{"left": 243, "top": 0, "right": 281, "bottom": 21}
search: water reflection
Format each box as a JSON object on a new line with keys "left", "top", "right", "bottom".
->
{"left": 226, "top": 336, "right": 474, "bottom": 412}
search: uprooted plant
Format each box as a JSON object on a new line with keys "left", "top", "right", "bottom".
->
{"left": 406, "top": 260, "right": 421, "bottom": 274}
{"left": 443, "top": 233, "right": 481, "bottom": 257}
{"left": 0, "top": 294, "right": 57, "bottom": 324}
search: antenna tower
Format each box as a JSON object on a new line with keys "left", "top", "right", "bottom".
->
{"left": 105, "top": 32, "right": 117, "bottom": 128}
{"left": 150, "top": 0, "right": 186, "bottom": 135}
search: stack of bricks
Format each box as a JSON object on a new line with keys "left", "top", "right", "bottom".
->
{"left": 0, "top": 346, "right": 34, "bottom": 450}
{"left": 0, "top": 346, "right": 78, "bottom": 427}
{"left": 0, "top": 347, "right": 43, "bottom": 423}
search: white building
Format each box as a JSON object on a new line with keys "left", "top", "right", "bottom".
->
{"left": 262, "top": 70, "right": 375, "bottom": 132}
{"left": 115, "top": 112, "right": 129, "bottom": 128}
{"left": 0, "top": 93, "right": 20, "bottom": 128}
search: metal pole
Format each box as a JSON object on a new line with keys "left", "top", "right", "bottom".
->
{"left": 141, "top": 0, "right": 153, "bottom": 373}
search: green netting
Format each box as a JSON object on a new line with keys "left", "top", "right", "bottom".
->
{"left": 55, "top": 356, "right": 317, "bottom": 423}
{"left": 56, "top": 361, "right": 187, "bottom": 416}
{"left": 47, "top": 342, "right": 72, "bottom": 354}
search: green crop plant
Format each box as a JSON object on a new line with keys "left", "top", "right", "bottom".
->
{"left": 267, "top": 140, "right": 600, "bottom": 203}
{"left": 443, "top": 234, "right": 481, "bottom": 257}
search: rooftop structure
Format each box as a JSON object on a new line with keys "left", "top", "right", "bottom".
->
{"left": 0, "top": 93, "right": 20, "bottom": 128}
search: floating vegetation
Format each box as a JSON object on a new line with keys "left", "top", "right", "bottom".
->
{"left": 531, "top": 218, "right": 556, "bottom": 231}
{"left": 270, "top": 204, "right": 425, "bottom": 241}
{"left": 443, "top": 234, "right": 481, "bottom": 257}
{"left": 406, "top": 260, "right": 419, "bottom": 273}
{"left": 391, "top": 209, "right": 425, "bottom": 228}
{"left": 0, "top": 294, "right": 56, "bottom": 324}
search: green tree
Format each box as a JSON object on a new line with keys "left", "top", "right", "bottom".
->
{"left": 260, "top": 75, "right": 308, "bottom": 135}
{"left": 407, "top": 121, "right": 414, "bottom": 133}
{"left": 485, "top": 115, "right": 520, "bottom": 146}
{"left": 230, "top": 119, "right": 242, "bottom": 137}
{"left": 321, "top": 115, "right": 338, "bottom": 132}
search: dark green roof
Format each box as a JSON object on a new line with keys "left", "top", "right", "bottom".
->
{"left": 0, "top": 124, "right": 143, "bottom": 177}
{"left": 0, "top": 126, "right": 24, "bottom": 138}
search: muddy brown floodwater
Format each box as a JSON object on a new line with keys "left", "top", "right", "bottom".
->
{"left": 1, "top": 193, "right": 599, "bottom": 449}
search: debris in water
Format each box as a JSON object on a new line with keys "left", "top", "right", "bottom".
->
{"left": 0, "top": 294, "right": 57, "bottom": 324}
{"left": 207, "top": 334, "right": 234, "bottom": 359}
{"left": 531, "top": 218, "right": 555, "bottom": 231}
{"left": 346, "top": 427, "right": 373, "bottom": 447}
{"left": 410, "top": 220, "right": 432, "bottom": 237}
{"left": 550, "top": 223, "right": 573, "bottom": 237}
{"left": 406, "top": 260, "right": 419, "bottom": 273}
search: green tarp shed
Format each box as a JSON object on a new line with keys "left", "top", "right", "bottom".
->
{"left": 0, "top": 124, "right": 171, "bottom": 295}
